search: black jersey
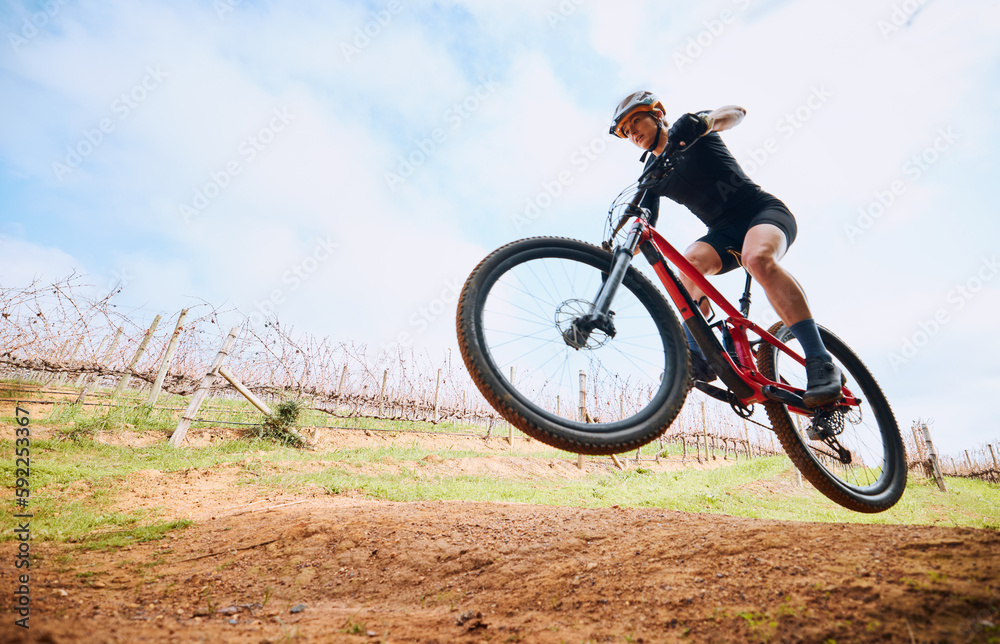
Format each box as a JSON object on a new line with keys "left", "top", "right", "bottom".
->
{"left": 638, "top": 122, "right": 783, "bottom": 230}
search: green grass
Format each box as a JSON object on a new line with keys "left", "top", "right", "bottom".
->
{"left": 85, "top": 519, "right": 194, "bottom": 550}
{"left": 28, "top": 388, "right": 520, "bottom": 440}
{"left": 311, "top": 441, "right": 573, "bottom": 463}
{"left": 3, "top": 378, "right": 998, "bottom": 550}
{"left": 251, "top": 455, "right": 999, "bottom": 528}
{"left": 0, "top": 437, "right": 278, "bottom": 546}
{"left": 2, "top": 433, "right": 998, "bottom": 549}
{"left": 45, "top": 402, "right": 181, "bottom": 439}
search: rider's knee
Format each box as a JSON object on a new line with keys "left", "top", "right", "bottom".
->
{"left": 743, "top": 251, "right": 778, "bottom": 280}
{"left": 684, "top": 248, "right": 720, "bottom": 276}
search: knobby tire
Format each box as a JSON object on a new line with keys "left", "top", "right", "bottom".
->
{"left": 756, "top": 322, "right": 907, "bottom": 513}
{"left": 456, "top": 237, "right": 690, "bottom": 455}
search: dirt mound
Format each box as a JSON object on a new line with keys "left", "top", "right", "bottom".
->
{"left": 3, "top": 484, "right": 998, "bottom": 643}
{"left": 2, "top": 423, "right": 997, "bottom": 642}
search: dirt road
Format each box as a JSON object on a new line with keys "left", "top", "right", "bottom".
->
{"left": 2, "top": 430, "right": 998, "bottom": 643}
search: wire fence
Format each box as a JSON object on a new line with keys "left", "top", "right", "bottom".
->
{"left": 2, "top": 277, "right": 995, "bottom": 483}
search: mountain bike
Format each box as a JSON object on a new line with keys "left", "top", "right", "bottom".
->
{"left": 456, "top": 143, "right": 906, "bottom": 513}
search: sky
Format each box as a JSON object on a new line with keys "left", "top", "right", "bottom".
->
{"left": 1, "top": 0, "right": 999, "bottom": 457}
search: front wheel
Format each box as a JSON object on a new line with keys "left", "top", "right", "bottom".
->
{"left": 456, "top": 237, "right": 690, "bottom": 455}
{"left": 756, "top": 322, "right": 907, "bottom": 513}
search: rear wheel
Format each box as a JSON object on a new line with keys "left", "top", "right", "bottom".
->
{"left": 456, "top": 237, "right": 690, "bottom": 455}
{"left": 756, "top": 322, "right": 906, "bottom": 512}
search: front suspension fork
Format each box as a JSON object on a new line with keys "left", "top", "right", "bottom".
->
{"left": 562, "top": 225, "right": 644, "bottom": 349}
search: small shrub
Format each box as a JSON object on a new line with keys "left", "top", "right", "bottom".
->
{"left": 251, "top": 400, "right": 307, "bottom": 447}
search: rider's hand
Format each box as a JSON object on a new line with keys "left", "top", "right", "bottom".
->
{"left": 667, "top": 113, "right": 713, "bottom": 150}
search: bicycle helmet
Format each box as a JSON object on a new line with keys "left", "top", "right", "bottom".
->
{"left": 609, "top": 90, "right": 667, "bottom": 138}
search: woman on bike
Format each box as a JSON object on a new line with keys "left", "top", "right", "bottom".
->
{"left": 609, "top": 90, "right": 843, "bottom": 407}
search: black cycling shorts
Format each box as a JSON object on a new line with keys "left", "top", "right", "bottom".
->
{"left": 697, "top": 205, "right": 798, "bottom": 274}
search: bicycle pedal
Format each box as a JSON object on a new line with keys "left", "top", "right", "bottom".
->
{"left": 761, "top": 384, "right": 806, "bottom": 409}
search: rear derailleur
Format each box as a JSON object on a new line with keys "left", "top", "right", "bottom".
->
{"left": 806, "top": 407, "right": 851, "bottom": 464}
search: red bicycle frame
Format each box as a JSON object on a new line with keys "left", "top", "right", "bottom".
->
{"left": 628, "top": 217, "right": 857, "bottom": 416}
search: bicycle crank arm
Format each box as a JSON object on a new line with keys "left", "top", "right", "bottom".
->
{"left": 761, "top": 384, "right": 807, "bottom": 409}
{"left": 694, "top": 381, "right": 735, "bottom": 405}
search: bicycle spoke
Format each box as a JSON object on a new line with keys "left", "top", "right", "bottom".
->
{"left": 479, "top": 252, "right": 669, "bottom": 427}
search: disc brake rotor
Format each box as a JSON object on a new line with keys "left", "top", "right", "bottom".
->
{"left": 555, "top": 299, "right": 610, "bottom": 349}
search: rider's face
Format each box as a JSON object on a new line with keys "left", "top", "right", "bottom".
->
{"left": 622, "top": 111, "right": 663, "bottom": 150}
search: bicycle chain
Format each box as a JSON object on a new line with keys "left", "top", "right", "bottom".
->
{"left": 742, "top": 415, "right": 774, "bottom": 432}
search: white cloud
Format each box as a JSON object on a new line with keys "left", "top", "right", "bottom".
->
{"left": 0, "top": 236, "right": 84, "bottom": 286}
{"left": 1, "top": 0, "right": 999, "bottom": 456}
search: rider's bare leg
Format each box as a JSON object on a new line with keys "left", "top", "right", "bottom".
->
{"left": 679, "top": 242, "right": 724, "bottom": 381}
{"left": 739, "top": 223, "right": 810, "bottom": 326}
{"left": 742, "top": 223, "right": 842, "bottom": 405}
{"left": 680, "top": 241, "right": 723, "bottom": 316}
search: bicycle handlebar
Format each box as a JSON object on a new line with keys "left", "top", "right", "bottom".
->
{"left": 603, "top": 137, "right": 695, "bottom": 250}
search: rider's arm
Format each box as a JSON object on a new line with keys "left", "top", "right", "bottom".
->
{"left": 639, "top": 190, "right": 659, "bottom": 228}
{"left": 703, "top": 105, "right": 746, "bottom": 133}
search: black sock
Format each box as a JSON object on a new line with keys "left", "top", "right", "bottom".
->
{"left": 683, "top": 322, "right": 706, "bottom": 360}
{"left": 788, "top": 318, "right": 832, "bottom": 362}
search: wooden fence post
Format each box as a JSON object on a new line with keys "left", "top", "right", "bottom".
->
{"left": 432, "top": 368, "right": 441, "bottom": 423}
{"left": 218, "top": 366, "right": 273, "bottom": 415}
{"left": 577, "top": 369, "right": 586, "bottom": 462}
{"left": 990, "top": 444, "right": 999, "bottom": 471}
{"left": 701, "top": 401, "right": 710, "bottom": 462}
{"left": 44, "top": 339, "right": 70, "bottom": 385}
{"left": 507, "top": 367, "right": 516, "bottom": 445}
{"left": 56, "top": 337, "right": 84, "bottom": 386}
{"left": 169, "top": 328, "right": 239, "bottom": 447}
{"left": 75, "top": 334, "right": 109, "bottom": 388}
{"left": 336, "top": 364, "right": 348, "bottom": 399}
{"left": 921, "top": 423, "right": 947, "bottom": 492}
{"left": 147, "top": 309, "right": 189, "bottom": 406}
{"left": 75, "top": 326, "right": 124, "bottom": 404}
{"left": 112, "top": 315, "right": 161, "bottom": 400}
{"left": 910, "top": 423, "right": 929, "bottom": 477}
{"left": 378, "top": 369, "right": 388, "bottom": 417}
